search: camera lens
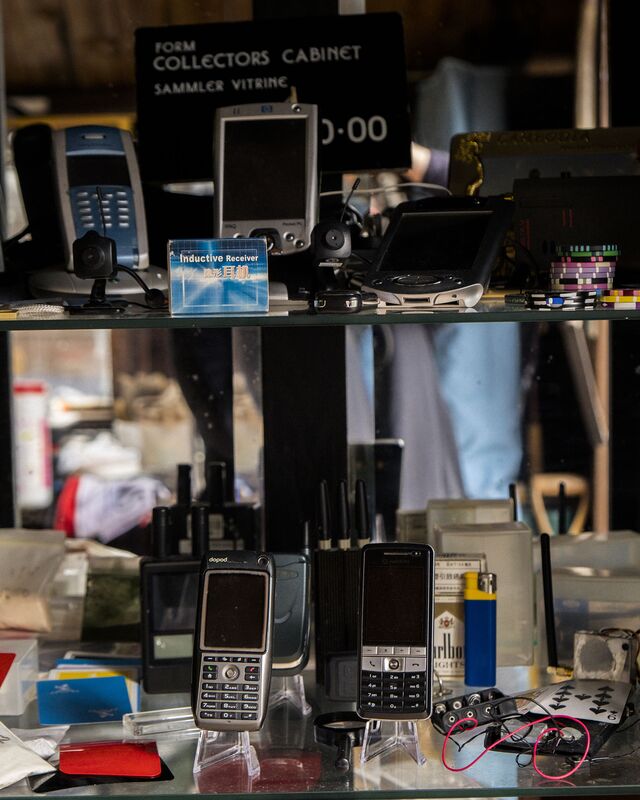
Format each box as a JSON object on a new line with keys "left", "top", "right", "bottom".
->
{"left": 323, "top": 228, "right": 345, "bottom": 249}
{"left": 81, "top": 246, "right": 105, "bottom": 269}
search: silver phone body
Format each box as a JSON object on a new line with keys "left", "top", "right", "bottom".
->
{"left": 214, "top": 102, "right": 318, "bottom": 255}
{"left": 193, "top": 555, "right": 275, "bottom": 732}
{"left": 357, "top": 543, "right": 435, "bottom": 722}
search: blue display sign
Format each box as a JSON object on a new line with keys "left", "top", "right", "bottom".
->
{"left": 168, "top": 238, "right": 268, "bottom": 315}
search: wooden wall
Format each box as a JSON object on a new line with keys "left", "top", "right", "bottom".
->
{"left": 3, "top": 0, "right": 252, "bottom": 92}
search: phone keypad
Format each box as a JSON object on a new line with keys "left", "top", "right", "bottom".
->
{"left": 360, "top": 652, "right": 428, "bottom": 714}
{"left": 72, "top": 188, "right": 132, "bottom": 232}
{"left": 198, "top": 656, "right": 261, "bottom": 722}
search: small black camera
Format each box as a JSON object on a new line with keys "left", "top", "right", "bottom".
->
{"left": 311, "top": 221, "right": 352, "bottom": 265}
{"left": 72, "top": 230, "right": 117, "bottom": 280}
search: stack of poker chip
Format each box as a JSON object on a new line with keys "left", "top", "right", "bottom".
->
{"left": 549, "top": 244, "right": 619, "bottom": 292}
{"left": 526, "top": 290, "right": 598, "bottom": 310}
{"left": 600, "top": 289, "right": 640, "bottom": 309}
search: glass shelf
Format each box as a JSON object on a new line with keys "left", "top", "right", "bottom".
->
{"left": 2, "top": 668, "right": 640, "bottom": 798}
{"left": 1, "top": 301, "right": 640, "bottom": 331}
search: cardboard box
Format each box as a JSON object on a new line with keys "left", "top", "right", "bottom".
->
{"left": 434, "top": 554, "right": 486, "bottom": 677}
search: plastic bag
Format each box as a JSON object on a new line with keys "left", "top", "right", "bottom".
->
{"left": 0, "top": 530, "right": 65, "bottom": 632}
{"left": 0, "top": 722, "right": 55, "bottom": 790}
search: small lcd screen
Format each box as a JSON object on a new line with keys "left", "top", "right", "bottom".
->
{"left": 203, "top": 572, "right": 267, "bottom": 650}
{"left": 362, "top": 558, "right": 427, "bottom": 646}
{"left": 150, "top": 572, "right": 198, "bottom": 634}
{"left": 67, "top": 155, "right": 131, "bottom": 188}
{"left": 378, "top": 210, "right": 492, "bottom": 272}
{"left": 153, "top": 633, "right": 193, "bottom": 660}
{"left": 221, "top": 118, "right": 307, "bottom": 221}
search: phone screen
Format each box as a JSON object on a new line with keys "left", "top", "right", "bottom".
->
{"left": 362, "top": 557, "right": 427, "bottom": 646}
{"left": 67, "top": 155, "right": 131, "bottom": 188}
{"left": 378, "top": 210, "right": 492, "bottom": 272}
{"left": 221, "top": 118, "right": 307, "bottom": 220}
{"left": 202, "top": 571, "right": 267, "bottom": 650}
{"left": 149, "top": 571, "right": 198, "bottom": 661}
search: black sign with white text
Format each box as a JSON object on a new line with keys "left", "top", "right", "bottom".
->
{"left": 135, "top": 13, "right": 410, "bottom": 182}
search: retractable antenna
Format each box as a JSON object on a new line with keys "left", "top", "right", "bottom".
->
{"left": 337, "top": 480, "right": 351, "bottom": 550}
{"left": 316, "top": 479, "right": 332, "bottom": 549}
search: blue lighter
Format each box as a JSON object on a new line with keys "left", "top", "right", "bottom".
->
{"left": 463, "top": 572, "right": 497, "bottom": 687}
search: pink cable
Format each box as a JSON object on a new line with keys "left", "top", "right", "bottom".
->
{"left": 441, "top": 714, "right": 591, "bottom": 781}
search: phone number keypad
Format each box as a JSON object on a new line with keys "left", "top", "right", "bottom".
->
{"left": 360, "top": 654, "right": 427, "bottom": 714}
{"left": 199, "top": 657, "right": 261, "bottom": 721}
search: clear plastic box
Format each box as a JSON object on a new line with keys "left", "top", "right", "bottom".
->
{"left": 0, "top": 638, "right": 38, "bottom": 715}
{"left": 538, "top": 566, "right": 640, "bottom": 666}
{"left": 44, "top": 551, "right": 88, "bottom": 641}
{"left": 426, "top": 499, "right": 514, "bottom": 548}
{"left": 534, "top": 529, "right": 640, "bottom": 571}
{"left": 435, "top": 521, "right": 534, "bottom": 666}
{"left": 0, "top": 529, "right": 66, "bottom": 633}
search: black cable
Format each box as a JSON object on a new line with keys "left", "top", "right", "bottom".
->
{"left": 350, "top": 251, "right": 373, "bottom": 266}
{"left": 116, "top": 263, "right": 152, "bottom": 294}
{"left": 125, "top": 300, "right": 164, "bottom": 311}
{"left": 116, "top": 263, "right": 167, "bottom": 309}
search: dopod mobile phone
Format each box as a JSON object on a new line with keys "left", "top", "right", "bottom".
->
{"left": 192, "top": 551, "right": 275, "bottom": 732}
{"left": 357, "top": 543, "right": 435, "bottom": 721}
{"left": 214, "top": 102, "right": 318, "bottom": 255}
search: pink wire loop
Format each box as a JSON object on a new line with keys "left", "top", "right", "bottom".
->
{"left": 441, "top": 713, "right": 591, "bottom": 781}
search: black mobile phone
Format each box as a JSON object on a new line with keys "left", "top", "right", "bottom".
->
{"left": 357, "top": 543, "right": 435, "bottom": 721}
{"left": 191, "top": 551, "right": 275, "bottom": 732}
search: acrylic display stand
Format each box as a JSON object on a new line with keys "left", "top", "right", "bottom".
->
{"left": 122, "top": 706, "right": 198, "bottom": 740}
{"left": 268, "top": 674, "right": 312, "bottom": 715}
{"left": 360, "top": 719, "right": 426, "bottom": 766}
{"left": 123, "top": 676, "right": 309, "bottom": 745}
{"left": 193, "top": 729, "right": 260, "bottom": 779}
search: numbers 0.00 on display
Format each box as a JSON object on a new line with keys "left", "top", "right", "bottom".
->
{"left": 321, "top": 116, "right": 388, "bottom": 145}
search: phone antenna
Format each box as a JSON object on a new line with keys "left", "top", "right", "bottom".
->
{"left": 340, "top": 178, "right": 361, "bottom": 223}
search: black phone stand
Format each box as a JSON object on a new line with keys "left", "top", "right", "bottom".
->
{"left": 67, "top": 277, "right": 127, "bottom": 314}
